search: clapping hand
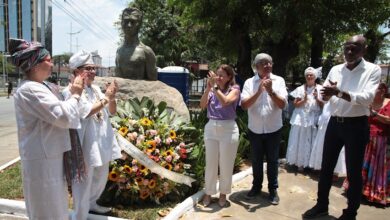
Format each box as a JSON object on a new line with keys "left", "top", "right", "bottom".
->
{"left": 321, "top": 80, "right": 339, "bottom": 101}
{"left": 207, "top": 70, "right": 217, "bottom": 90}
{"left": 105, "top": 80, "right": 118, "bottom": 101}
{"left": 69, "top": 75, "right": 85, "bottom": 95}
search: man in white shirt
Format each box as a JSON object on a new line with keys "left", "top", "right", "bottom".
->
{"left": 303, "top": 35, "right": 381, "bottom": 220}
{"left": 241, "top": 53, "right": 288, "bottom": 205}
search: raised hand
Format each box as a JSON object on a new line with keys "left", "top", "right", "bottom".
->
{"left": 69, "top": 75, "right": 84, "bottom": 96}
{"left": 321, "top": 80, "right": 338, "bottom": 101}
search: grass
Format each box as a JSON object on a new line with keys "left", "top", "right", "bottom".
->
{"left": 0, "top": 161, "right": 178, "bottom": 219}
{"left": 0, "top": 162, "right": 23, "bottom": 200}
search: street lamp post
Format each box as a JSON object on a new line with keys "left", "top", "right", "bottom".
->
{"left": 2, "top": 53, "right": 5, "bottom": 91}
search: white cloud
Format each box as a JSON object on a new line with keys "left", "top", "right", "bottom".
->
{"left": 52, "top": 0, "right": 129, "bottom": 67}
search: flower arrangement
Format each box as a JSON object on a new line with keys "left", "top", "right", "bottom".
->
{"left": 104, "top": 97, "right": 198, "bottom": 205}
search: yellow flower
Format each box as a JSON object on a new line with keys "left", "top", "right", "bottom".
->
{"left": 140, "top": 117, "right": 153, "bottom": 127}
{"left": 135, "top": 177, "right": 143, "bottom": 185}
{"left": 164, "top": 163, "right": 173, "bottom": 170}
{"left": 118, "top": 126, "right": 128, "bottom": 136}
{"left": 146, "top": 140, "right": 156, "bottom": 153}
{"left": 108, "top": 171, "right": 119, "bottom": 182}
{"left": 123, "top": 165, "right": 132, "bottom": 174}
{"left": 164, "top": 149, "right": 174, "bottom": 157}
{"left": 148, "top": 179, "right": 157, "bottom": 189}
{"left": 169, "top": 129, "right": 176, "bottom": 139}
{"left": 140, "top": 189, "right": 150, "bottom": 200}
{"left": 139, "top": 164, "right": 149, "bottom": 175}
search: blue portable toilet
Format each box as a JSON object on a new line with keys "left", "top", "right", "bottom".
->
{"left": 158, "top": 66, "right": 190, "bottom": 105}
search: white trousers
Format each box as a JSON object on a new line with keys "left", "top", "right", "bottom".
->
{"left": 22, "top": 155, "right": 69, "bottom": 220}
{"left": 71, "top": 163, "right": 109, "bottom": 220}
{"left": 204, "top": 119, "right": 239, "bottom": 195}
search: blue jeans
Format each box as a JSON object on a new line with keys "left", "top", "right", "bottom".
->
{"left": 248, "top": 129, "right": 281, "bottom": 191}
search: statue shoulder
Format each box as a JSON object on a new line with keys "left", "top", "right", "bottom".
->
{"left": 139, "top": 43, "right": 155, "bottom": 56}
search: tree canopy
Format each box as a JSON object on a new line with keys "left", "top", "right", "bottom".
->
{"left": 127, "top": 0, "right": 390, "bottom": 83}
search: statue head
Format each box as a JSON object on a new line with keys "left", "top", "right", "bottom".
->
{"left": 121, "top": 7, "right": 143, "bottom": 37}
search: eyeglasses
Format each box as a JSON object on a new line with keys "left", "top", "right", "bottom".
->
{"left": 79, "top": 66, "right": 96, "bottom": 71}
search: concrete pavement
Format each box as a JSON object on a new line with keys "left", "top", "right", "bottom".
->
{"left": 0, "top": 97, "right": 19, "bottom": 167}
{"left": 181, "top": 164, "right": 389, "bottom": 220}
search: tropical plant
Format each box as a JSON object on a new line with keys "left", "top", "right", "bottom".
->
{"left": 99, "top": 97, "right": 200, "bottom": 206}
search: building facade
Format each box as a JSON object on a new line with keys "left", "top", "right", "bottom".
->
{"left": 1, "top": 0, "right": 51, "bottom": 86}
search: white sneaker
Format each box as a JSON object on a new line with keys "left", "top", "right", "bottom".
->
{"left": 90, "top": 204, "right": 112, "bottom": 214}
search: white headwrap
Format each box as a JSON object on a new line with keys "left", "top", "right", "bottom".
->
{"left": 304, "top": 67, "right": 318, "bottom": 78}
{"left": 69, "top": 50, "right": 95, "bottom": 69}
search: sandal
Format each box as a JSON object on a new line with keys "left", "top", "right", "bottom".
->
{"left": 218, "top": 194, "right": 227, "bottom": 207}
{"left": 202, "top": 194, "right": 211, "bottom": 207}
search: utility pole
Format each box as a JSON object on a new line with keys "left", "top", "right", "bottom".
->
{"left": 74, "top": 37, "right": 81, "bottom": 52}
{"left": 68, "top": 22, "right": 82, "bottom": 54}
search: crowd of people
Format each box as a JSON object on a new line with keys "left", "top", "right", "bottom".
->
{"left": 6, "top": 33, "right": 388, "bottom": 220}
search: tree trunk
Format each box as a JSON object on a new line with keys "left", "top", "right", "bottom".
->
{"left": 231, "top": 17, "right": 253, "bottom": 81}
{"left": 310, "top": 27, "right": 324, "bottom": 68}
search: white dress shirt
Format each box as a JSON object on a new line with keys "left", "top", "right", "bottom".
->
{"left": 325, "top": 59, "right": 381, "bottom": 117}
{"left": 14, "top": 80, "right": 81, "bottom": 160}
{"left": 241, "top": 73, "right": 288, "bottom": 134}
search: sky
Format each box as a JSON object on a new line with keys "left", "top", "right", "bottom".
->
{"left": 52, "top": 0, "right": 130, "bottom": 67}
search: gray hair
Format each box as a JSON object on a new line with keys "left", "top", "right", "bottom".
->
{"left": 252, "top": 53, "right": 273, "bottom": 68}
{"left": 304, "top": 66, "right": 318, "bottom": 78}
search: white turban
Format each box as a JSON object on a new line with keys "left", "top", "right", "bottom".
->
{"left": 69, "top": 50, "right": 95, "bottom": 69}
{"left": 304, "top": 67, "right": 318, "bottom": 78}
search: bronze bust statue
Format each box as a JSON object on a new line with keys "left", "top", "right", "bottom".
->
{"left": 115, "top": 7, "right": 157, "bottom": 80}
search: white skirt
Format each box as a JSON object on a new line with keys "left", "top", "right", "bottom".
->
{"left": 22, "top": 155, "right": 69, "bottom": 220}
{"left": 286, "top": 125, "right": 317, "bottom": 167}
{"left": 309, "top": 122, "right": 347, "bottom": 175}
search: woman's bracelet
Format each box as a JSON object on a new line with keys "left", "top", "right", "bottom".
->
{"left": 371, "top": 111, "right": 378, "bottom": 117}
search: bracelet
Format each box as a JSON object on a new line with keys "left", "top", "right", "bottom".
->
{"left": 371, "top": 111, "right": 378, "bottom": 117}
{"left": 71, "top": 94, "right": 80, "bottom": 102}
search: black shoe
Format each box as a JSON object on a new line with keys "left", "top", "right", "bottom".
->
{"left": 302, "top": 204, "right": 328, "bottom": 219}
{"left": 337, "top": 209, "right": 356, "bottom": 220}
{"left": 269, "top": 190, "right": 279, "bottom": 205}
{"left": 245, "top": 187, "right": 260, "bottom": 199}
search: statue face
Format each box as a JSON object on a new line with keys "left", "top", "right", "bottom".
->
{"left": 122, "top": 11, "right": 142, "bottom": 36}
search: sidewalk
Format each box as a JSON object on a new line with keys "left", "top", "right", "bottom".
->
{"left": 181, "top": 165, "right": 389, "bottom": 220}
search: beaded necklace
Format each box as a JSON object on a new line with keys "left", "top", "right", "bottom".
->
{"left": 83, "top": 86, "right": 104, "bottom": 122}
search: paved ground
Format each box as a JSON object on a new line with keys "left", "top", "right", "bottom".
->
{"left": 181, "top": 165, "right": 389, "bottom": 220}
{"left": 0, "top": 97, "right": 19, "bottom": 167}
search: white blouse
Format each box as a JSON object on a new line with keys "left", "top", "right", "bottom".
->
{"left": 289, "top": 84, "right": 322, "bottom": 127}
{"left": 14, "top": 80, "right": 81, "bottom": 160}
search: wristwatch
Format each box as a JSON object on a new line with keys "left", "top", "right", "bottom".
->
{"left": 337, "top": 91, "right": 343, "bottom": 98}
{"left": 213, "top": 85, "right": 219, "bottom": 91}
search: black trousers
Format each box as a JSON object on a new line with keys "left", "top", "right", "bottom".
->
{"left": 317, "top": 116, "right": 369, "bottom": 216}
{"left": 248, "top": 129, "right": 281, "bottom": 191}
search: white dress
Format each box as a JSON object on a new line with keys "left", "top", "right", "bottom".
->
{"left": 309, "top": 102, "right": 346, "bottom": 175}
{"left": 286, "top": 84, "right": 322, "bottom": 168}
{"left": 14, "top": 81, "right": 81, "bottom": 220}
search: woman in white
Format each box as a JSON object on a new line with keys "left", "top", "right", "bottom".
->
{"left": 309, "top": 102, "right": 346, "bottom": 176}
{"left": 63, "top": 50, "right": 122, "bottom": 220}
{"left": 9, "top": 38, "right": 84, "bottom": 220}
{"left": 286, "top": 67, "right": 323, "bottom": 169}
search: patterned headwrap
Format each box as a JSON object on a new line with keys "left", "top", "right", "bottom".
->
{"left": 8, "top": 38, "right": 50, "bottom": 73}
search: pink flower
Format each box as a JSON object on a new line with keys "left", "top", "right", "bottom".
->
{"left": 166, "top": 155, "right": 172, "bottom": 163}
{"left": 132, "top": 159, "right": 138, "bottom": 165}
{"left": 143, "top": 179, "right": 149, "bottom": 186}
{"left": 179, "top": 142, "right": 185, "bottom": 147}
{"left": 154, "top": 136, "right": 161, "bottom": 144}
{"left": 138, "top": 135, "right": 145, "bottom": 142}
{"left": 149, "top": 130, "right": 158, "bottom": 136}
{"left": 165, "top": 137, "right": 172, "bottom": 145}
{"left": 155, "top": 149, "right": 160, "bottom": 154}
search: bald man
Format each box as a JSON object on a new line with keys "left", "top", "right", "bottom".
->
{"left": 303, "top": 35, "right": 381, "bottom": 220}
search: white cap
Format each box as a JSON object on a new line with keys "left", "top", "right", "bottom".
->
{"left": 304, "top": 66, "right": 318, "bottom": 78}
{"left": 69, "top": 50, "right": 94, "bottom": 69}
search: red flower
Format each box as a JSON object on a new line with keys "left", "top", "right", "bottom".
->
{"left": 179, "top": 147, "right": 187, "bottom": 159}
